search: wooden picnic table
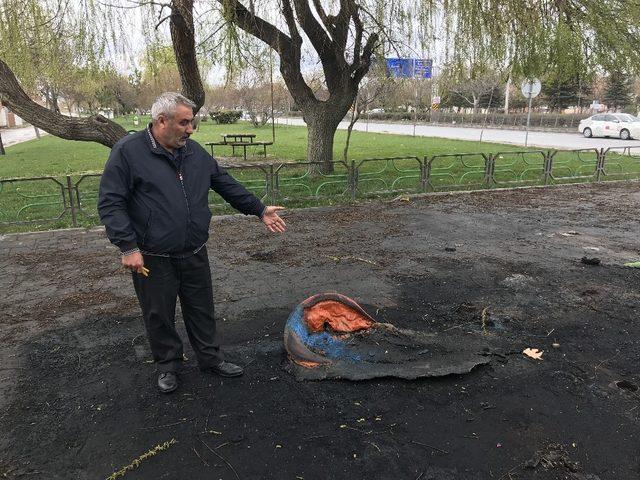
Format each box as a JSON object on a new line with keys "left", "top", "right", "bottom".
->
{"left": 205, "top": 133, "right": 273, "bottom": 161}
{"left": 221, "top": 133, "right": 256, "bottom": 143}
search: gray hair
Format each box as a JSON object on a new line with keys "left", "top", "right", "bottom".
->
{"left": 151, "top": 92, "right": 196, "bottom": 121}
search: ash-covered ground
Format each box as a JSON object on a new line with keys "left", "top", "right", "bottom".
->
{"left": 1, "top": 182, "right": 639, "bottom": 479}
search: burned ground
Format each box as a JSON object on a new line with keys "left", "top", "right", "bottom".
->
{"left": 1, "top": 182, "right": 640, "bottom": 479}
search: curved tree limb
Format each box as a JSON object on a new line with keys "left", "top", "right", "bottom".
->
{"left": 353, "top": 33, "right": 378, "bottom": 84}
{"left": 292, "top": 0, "right": 341, "bottom": 74}
{"left": 0, "top": 58, "right": 127, "bottom": 148}
{"left": 219, "top": 0, "right": 316, "bottom": 107}
{"left": 281, "top": 0, "right": 302, "bottom": 46}
{"left": 330, "top": 0, "right": 355, "bottom": 53}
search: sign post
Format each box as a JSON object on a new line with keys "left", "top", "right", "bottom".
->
{"left": 386, "top": 58, "right": 433, "bottom": 136}
{"left": 521, "top": 78, "right": 542, "bottom": 147}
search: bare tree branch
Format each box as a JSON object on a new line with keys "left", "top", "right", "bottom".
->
{"left": 0, "top": 59, "right": 127, "bottom": 147}
{"left": 281, "top": 0, "right": 302, "bottom": 46}
{"left": 353, "top": 33, "right": 378, "bottom": 84}
{"left": 217, "top": 0, "right": 317, "bottom": 107}
{"left": 291, "top": 0, "right": 335, "bottom": 64}
{"left": 331, "top": 0, "right": 355, "bottom": 53}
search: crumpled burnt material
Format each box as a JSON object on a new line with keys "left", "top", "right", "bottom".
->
{"left": 284, "top": 293, "right": 490, "bottom": 381}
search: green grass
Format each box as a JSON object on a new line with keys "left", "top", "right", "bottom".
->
{"left": 1, "top": 115, "right": 532, "bottom": 178}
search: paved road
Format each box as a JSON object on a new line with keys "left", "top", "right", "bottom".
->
{"left": 0, "top": 125, "right": 46, "bottom": 148}
{"left": 2, "top": 120, "right": 637, "bottom": 151}
{"left": 277, "top": 117, "right": 639, "bottom": 151}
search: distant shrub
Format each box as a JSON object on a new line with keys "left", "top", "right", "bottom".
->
{"left": 357, "top": 111, "right": 585, "bottom": 128}
{"left": 209, "top": 110, "right": 242, "bottom": 124}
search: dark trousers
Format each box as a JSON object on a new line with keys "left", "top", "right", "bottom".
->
{"left": 132, "top": 246, "right": 222, "bottom": 373}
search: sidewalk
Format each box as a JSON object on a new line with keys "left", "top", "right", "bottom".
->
{"left": 0, "top": 125, "right": 47, "bottom": 148}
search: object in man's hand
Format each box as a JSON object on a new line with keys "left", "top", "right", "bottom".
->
{"left": 141, "top": 267, "right": 150, "bottom": 277}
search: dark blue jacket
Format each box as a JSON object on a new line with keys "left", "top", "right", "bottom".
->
{"left": 98, "top": 126, "right": 265, "bottom": 254}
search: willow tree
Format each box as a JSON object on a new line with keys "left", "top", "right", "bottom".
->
{"left": 0, "top": 0, "right": 128, "bottom": 146}
{"left": 1, "top": 0, "right": 639, "bottom": 166}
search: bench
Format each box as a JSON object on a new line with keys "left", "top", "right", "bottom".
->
{"left": 205, "top": 140, "right": 273, "bottom": 161}
{"left": 221, "top": 133, "right": 256, "bottom": 143}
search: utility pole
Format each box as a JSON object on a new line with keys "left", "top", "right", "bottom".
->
{"left": 270, "top": 49, "right": 275, "bottom": 143}
{"left": 413, "top": 78, "right": 418, "bottom": 137}
{"left": 0, "top": 130, "right": 5, "bottom": 155}
{"left": 504, "top": 76, "right": 511, "bottom": 114}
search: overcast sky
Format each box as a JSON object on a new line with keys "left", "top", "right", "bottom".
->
{"left": 102, "top": 0, "right": 447, "bottom": 85}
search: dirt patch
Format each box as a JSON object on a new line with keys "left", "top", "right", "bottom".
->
{"left": 1, "top": 182, "right": 640, "bottom": 479}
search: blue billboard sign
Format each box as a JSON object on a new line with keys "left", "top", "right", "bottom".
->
{"left": 386, "top": 58, "right": 414, "bottom": 78}
{"left": 386, "top": 58, "right": 432, "bottom": 79}
{"left": 413, "top": 59, "right": 433, "bottom": 78}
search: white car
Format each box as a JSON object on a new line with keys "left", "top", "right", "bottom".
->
{"left": 578, "top": 113, "right": 640, "bottom": 140}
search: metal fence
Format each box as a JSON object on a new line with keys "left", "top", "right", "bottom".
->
{"left": 344, "top": 109, "right": 590, "bottom": 132}
{"left": 285, "top": 112, "right": 587, "bottom": 131}
{"left": 2, "top": 146, "right": 640, "bottom": 228}
{"left": 421, "top": 112, "right": 584, "bottom": 130}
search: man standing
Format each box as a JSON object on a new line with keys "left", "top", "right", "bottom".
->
{"left": 98, "top": 92, "right": 286, "bottom": 393}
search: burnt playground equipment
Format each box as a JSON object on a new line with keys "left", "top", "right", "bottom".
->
{"left": 283, "top": 292, "right": 490, "bottom": 381}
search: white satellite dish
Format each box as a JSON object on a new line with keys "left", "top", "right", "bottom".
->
{"left": 521, "top": 78, "right": 542, "bottom": 98}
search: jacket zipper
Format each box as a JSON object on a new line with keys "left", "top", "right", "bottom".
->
{"left": 178, "top": 168, "right": 191, "bottom": 250}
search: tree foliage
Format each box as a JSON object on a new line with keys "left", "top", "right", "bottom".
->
{"left": 604, "top": 71, "right": 635, "bottom": 110}
{"left": 440, "top": 72, "right": 503, "bottom": 112}
{"left": 0, "top": 0, "right": 128, "bottom": 144}
{"left": 1, "top": 0, "right": 640, "bottom": 159}
{"left": 542, "top": 74, "right": 592, "bottom": 112}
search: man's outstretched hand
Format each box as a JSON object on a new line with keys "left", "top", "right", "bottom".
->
{"left": 262, "top": 206, "right": 287, "bottom": 233}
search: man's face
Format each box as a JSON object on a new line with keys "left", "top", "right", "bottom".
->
{"left": 156, "top": 104, "right": 194, "bottom": 151}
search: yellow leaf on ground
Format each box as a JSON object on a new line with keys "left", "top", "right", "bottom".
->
{"left": 523, "top": 348, "right": 543, "bottom": 360}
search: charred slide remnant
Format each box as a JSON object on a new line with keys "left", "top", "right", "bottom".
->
{"left": 284, "top": 293, "right": 490, "bottom": 381}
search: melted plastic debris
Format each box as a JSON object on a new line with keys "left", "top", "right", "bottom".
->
{"left": 283, "top": 293, "right": 490, "bottom": 381}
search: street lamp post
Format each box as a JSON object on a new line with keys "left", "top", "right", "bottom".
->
{"left": 270, "top": 49, "right": 275, "bottom": 143}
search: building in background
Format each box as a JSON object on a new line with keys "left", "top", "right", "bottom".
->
{"left": 0, "top": 102, "right": 24, "bottom": 128}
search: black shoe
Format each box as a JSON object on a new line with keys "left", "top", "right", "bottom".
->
{"left": 158, "top": 371, "right": 178, "bottom": 393}
{"left": 202, "top": 361, "right": 244, "bottom": 377}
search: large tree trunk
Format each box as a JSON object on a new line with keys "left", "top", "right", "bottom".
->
{"left": 303, "top": 95, "right": 353, "bottom": 173}
{"left": 306, "top": 112, "right": 341, "bottom": 173}
{"left": 170, "top": 0, "right": 205, "bottom": 111}
{"left": 222, "top": 0, "right": 377, "bottom": 169}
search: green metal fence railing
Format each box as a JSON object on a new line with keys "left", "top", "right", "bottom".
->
{"left": 2, "top": 146, "right": 640, "bottom": 229}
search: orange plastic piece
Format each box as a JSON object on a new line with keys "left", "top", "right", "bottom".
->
{"left": 293, "top": 360, "right": 322, "bottom": 368}
{"left": 304, "top": 300, "right": 374, "bottom": 333}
